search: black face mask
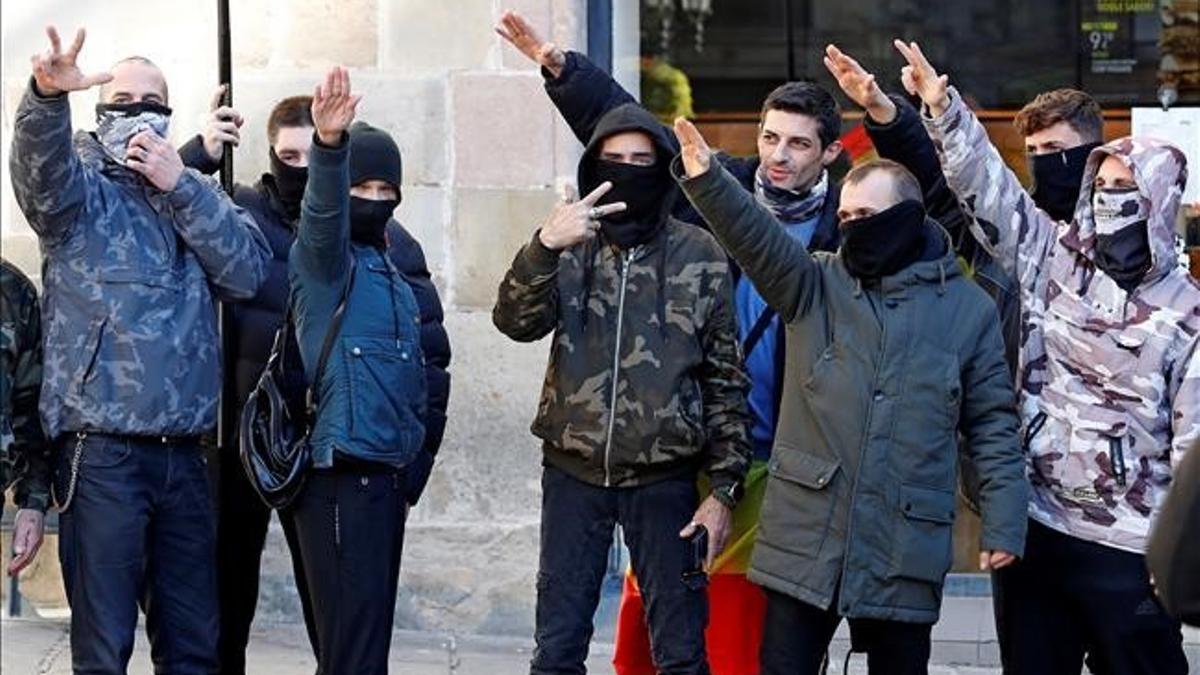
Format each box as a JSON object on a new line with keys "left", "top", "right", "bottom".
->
{"left": 349, "top": 196, "right": 399, "bottom": 249}
{"left": 1095, "top": 221, "right": 1152, "bottom": 292}
{"left": 588, "top": 159, "right": 671, "bottom": 249}
{"left": 1029, "top": 142, "right": 1101, "bottom": 222}
{"left": 268, "top": 148, "right": 308, "bottom": 220}
{"left": 839, "top": 200, "right": 928, "bottom": 280}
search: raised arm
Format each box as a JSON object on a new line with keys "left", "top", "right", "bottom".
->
{"left": 897, "top": 40, "right": 1058, "bottom": 288}
{"left": 672, "top": 118, "right": 819, "bottom": 323}
{"left": 9, "top": 27, "right": 113, "bottom": 247}
{"left": 496, "top": 11, "right": 639, "bottom": 146}
{"left": 824, "top": 44, "right": 980, "bottom": 261}
{"left": 493, "top": 183, "right": 625, "bottom": 341}
{"left": 292, "top": 67, "right": 361, "bottom": 286}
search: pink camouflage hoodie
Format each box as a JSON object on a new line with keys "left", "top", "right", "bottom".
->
{"left": 925, "top": 89, "right": 1200, "bottom": 553}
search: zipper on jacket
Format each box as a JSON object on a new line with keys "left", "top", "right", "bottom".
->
{"left": 602, "top": 249, "right": 634, "bottom": 488}
{"left": 1109, "top": 437, "right": 1127, "bottom": 488}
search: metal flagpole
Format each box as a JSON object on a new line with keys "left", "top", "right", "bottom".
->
{"left": 216, "top": 0, "right": 236, "bottom": 458}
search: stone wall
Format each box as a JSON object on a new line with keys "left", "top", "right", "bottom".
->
{"left": 1, "top": 0, "right": 639, "bottom": 636}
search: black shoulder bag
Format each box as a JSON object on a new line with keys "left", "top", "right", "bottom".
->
{"left": 239, "top": 261, "right": 356, "bottom": 508}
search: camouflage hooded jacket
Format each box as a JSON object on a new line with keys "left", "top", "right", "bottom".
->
{"left": 9, "top": 83, "right": 270, "bottom": 439}
{"left": 493, "top": 105, "right": 750, "bottom": 494}
{"left": 926, "top": 90, "right": 1200, "bottom": 553}
{"left": 0, "top": 259, "right": 50, "bottom": 511}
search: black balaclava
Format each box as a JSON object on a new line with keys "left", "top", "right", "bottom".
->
{"left": 1092, "top": 186, "right": 1152, "bottom": 292}
{"left": 839, "top": 200, "right": 928, "bottom": 280}
{"left": 268, "top": 148, "right": 308, "bottom": 220}
{"left": 589, "top": 158, "right": 672, "bottom": 249}
{"left": 1030, "top": 142, "right": 1101, "bottom": 222}
{"left": 347, "top": 121, "right": 402, "bottom": 249}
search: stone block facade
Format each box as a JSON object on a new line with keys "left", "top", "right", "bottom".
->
{"left": 1, "top": 0, "right": 640, "bottom": 636}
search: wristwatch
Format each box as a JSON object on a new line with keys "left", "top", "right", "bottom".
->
{"left": 712, "top": 482, "right": 743, "bottom": 510}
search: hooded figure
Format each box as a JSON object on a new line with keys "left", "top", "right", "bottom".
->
{"left": 493, "top": 103, "right": 751, "bottom": 675}
{"left": 577, "top": 103, "right": 677, "bottom": 245}
{"left": 926, "top": 88, "right": 1197, "bottom": 675}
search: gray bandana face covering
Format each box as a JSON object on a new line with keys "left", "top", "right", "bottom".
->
{"left": 94, "top": 102, "right": 172, "bottom": 162}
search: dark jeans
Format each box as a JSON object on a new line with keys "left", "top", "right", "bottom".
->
{"left": 531, "top": 465, "right": 707, "bottom": 675}
{"left": 56, "top": 433, "right": 219, "bottom": 675}
{"left": 994, "top": 519, "right": 1188, "bottom": 675}
{"left": 291, "top": 464, "right": 409, "bottom": 675}
{"left": 206, "top": 441, "right": 315, "bottom": 675}
{"left": 760, "top": 588, "right": 932, "bottom": 675}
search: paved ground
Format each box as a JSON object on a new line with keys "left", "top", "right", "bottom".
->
{"left": 2, "top": 618, "right": 1009, "bottom": 675}
{"left": 5, "top": 599, "right": 1198, "bottom": 674}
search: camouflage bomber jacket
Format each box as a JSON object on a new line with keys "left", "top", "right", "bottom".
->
{"left": 494, "top": 219, "right": 751, "bottom": 493}
{"left": 1, "top": 259, "right": 51, "bottom": 511}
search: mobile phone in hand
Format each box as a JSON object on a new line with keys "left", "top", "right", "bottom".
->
{"left": 682, "top": 525, "right": 709, "bottom": 590}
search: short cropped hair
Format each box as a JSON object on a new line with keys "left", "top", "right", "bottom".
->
{"left": 760, "top": 81, "right": 842, "bottom": 149}
{"left": 843, "top": 159, "right": 923, "bottom": 205}
{"left": 1013, "top": 89, "right": 1103, "bottom": 142}
{"left": 101, "top": 55, "right": 168, "bottom": 102}
{"left": 267, "top": 96, "right": 315, "bottom": 145}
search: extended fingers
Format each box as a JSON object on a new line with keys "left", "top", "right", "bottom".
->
{"left": 46, "top": 26, "right": 62, "bottom": 56}
{"left": 67, "top": 28, "right": 86, "bottom": 58}
{"left": 580, "top": 180, "right": 613, "bottom": 206}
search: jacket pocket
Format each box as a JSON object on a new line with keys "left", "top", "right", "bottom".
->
{"left": 890, "top": 484, "right": 956, "bottom": 584}
{"left": 758, "top": 448, "right": 841, "bottom": 557}
{"left": 344, "top": 336, "right": 426, "bottom": 459}
{"left": 74, "top": 317, "right": 108, "bottom": 396}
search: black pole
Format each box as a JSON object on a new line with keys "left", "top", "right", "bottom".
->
{"left": 784, "top": 0, "right": 796, "bottom": 82}
{"left": 216, "top": 0, "right": 235, "bottom": 457}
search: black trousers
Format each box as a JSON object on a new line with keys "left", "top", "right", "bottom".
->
{"left": 291, "top": 464, "right": 409, "bottom": 675}
{"left": 994, "top": 519, "right": 1188, "bottom": 675}
{"left": 531, "top": 465, "right": 707, "bottom": 675}
{"left": 207, "top": 441, "right": 315, "bottom": 674}
{"left": 760, "top": 588, "right": 933, "bottom": 675}
{"left": 56, "top": 434, "right": 218, "bottom": 675}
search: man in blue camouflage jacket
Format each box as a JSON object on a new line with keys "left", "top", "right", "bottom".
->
{"left": 9, "top": 26, "right": 269, "bottom": 673}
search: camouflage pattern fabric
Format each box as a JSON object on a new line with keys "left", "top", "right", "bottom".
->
{"left": 493, "top": 220, "right": 751, "bottom": 492}
{"left": 9, "top": 83, "right": 270, "bottom": 440}
{"left": 0, "top": 259, "right": 51, "bottom": 511}
{"left": 925, "top": 89, "right": 1200, "bottom": 553}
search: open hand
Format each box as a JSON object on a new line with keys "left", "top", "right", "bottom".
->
{"left": 894, "top": 40, "right": 950, "bottom": 116}
{"left": 495, "top": 10, "right": 567, "bottom": 78}
{"left": 30, "top": 26, "right": 112, "bottom": 97}
{"left": 824, "top": 44, "right": 896, "bottom": 125}
{"left": 311, "top": 66, "right": 361, "bottom": 147}
{"left": 201, "top": 84, "right": 244, "bottom": 162}
{"left": 672, "top": 117, "right": 713, "bottom": 178}
{"left": 126, "top": 130, "right": 185, "bottom": 191}
{"left": 680, "top": 496, "right": 732, "bottom": 571}
{"left": 538, "top": 181, "right": 625, "bottom": 250}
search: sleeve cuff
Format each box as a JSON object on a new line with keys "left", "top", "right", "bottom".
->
{"left": 922, "top": 87, "right": 965, "bottom": 128}
{"left": 513, "top": 229, "right": 562, "bottom": 279}
{"left": 27, "top": 77, "right": 68, "bottom": 103}
{"left": 542, "top": 50, "right": 580, "bottom": 85}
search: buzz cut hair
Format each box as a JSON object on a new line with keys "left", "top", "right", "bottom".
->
{"left": 843, "top": 158, "right": 923, "bottom": 205}
{"left": 101, "top": 55, "right": 168, "bottom": 102}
